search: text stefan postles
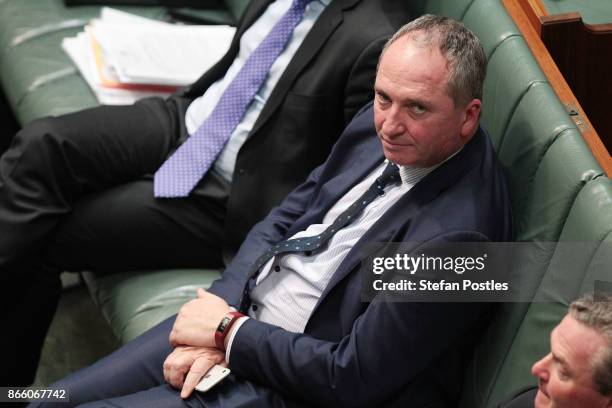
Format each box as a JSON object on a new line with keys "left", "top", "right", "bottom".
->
{"left": 372, "top": 253, "right": 487, "bottom": 275}
{"left": 372, "top": 279, "right": 508, "bottom": 292}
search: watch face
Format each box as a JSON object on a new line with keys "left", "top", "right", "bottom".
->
{"left": 219, "top": 316, "right": 232, "bottom": 333}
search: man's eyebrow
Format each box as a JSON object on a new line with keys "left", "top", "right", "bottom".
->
{"left": 404, "top": 97, "right": 430, "bottom": 107}
{"left": 373, "top": 87, "right": 431, "bottom": 108}
{"left": 373, "top": 86, "right": 386, "bottom": 95}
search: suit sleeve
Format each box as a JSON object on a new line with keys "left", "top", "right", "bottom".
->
{"left": 226, "top": 232, "right": 493, "bottom": 407}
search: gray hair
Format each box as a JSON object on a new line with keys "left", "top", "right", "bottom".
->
{"left": 379, "top": 14, "right": 487, "bottom": 107}
{"left": 569, "top": 293, "right": 612, "bottom": 396}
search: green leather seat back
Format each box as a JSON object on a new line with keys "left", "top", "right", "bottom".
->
{"left": 456, "top": 1, "right": 606, "bottom": 406}
{"left": 462, "top": 0, "right": 520, "bottom": 58}
{"left": 480, "top": 36, "right": 547, "bottom": 149}
{"left": 487, "top": 178, "right": 612, "bottom": 404}
{"left": 497, "top": 82, "right": 577, "bottom": 217}
{"left": 514, "top": 132, "right": 602, "bottom": 241}
{"left": 464, "top": 133, "right": 604, "bottom": 407}
{"left": 404, "top": 0, "right": 475, "bottom": 20}
{"left": 225, "top": 0, "right": 249, "bottom": 22}
{"left": 461, "top": 137, "right": 603, "bottom": 407}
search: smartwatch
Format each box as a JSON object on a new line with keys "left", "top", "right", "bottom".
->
{"left": 215, "top": 311, "right": 245, "bottom": 350}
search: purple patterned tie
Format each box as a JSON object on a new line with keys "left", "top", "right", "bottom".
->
{"left": 154, "top": 0, "right": 313, "bottom": 197}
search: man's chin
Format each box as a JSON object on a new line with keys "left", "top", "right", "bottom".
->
{"left": 534, "top": 388, "right": 550, "bottom": 408}
{"left": 382, "top": 149, "right": 418, "bottom": 167}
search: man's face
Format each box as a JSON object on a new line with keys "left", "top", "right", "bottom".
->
{"left": 373, "top": 35, "right": 481, "bottom": 167}
{"left": 532, "top": 315, "right": 612, "bottom": 408}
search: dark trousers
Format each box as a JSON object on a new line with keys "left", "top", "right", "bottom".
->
{"left": 0, "top": 85, "right": 19, "bottom": 153}
{"left": 0, "top": 97, "right": 229, "bottom": 385}
{"left": 27, "top": 317, "right": 304, "bottom": 408}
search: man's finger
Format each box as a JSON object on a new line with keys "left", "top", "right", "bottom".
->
{"left": 181, "top": 357, "right": 214, "bottom": 399}
{"left": 165, "top": 351, "right": 193, "bottom": 389}
{"left": 197, "top": 288, "right": 207, "bottom": 298}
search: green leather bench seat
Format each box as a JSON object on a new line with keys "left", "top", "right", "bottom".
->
{"left": 2, "top": 0, "right": 611, "bottom": 406}
{"left": 455, "top": 2, "right": 609, "bottom": 406}
{"left": 481, "top": 177, "right": 612, "bottom": 406}
{"left": 82, "top": 268, "right": 220, "bottom": 344}
{"left": 0, "top": 0, "right": 247, "bottom": 125}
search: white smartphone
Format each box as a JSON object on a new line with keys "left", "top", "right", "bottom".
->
{"left": 195, "top": 365, "right": 231, "bottom": 393}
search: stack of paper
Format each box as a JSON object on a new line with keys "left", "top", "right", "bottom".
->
{"left": 62, "top": 8, "right": 236, "bottom": 105}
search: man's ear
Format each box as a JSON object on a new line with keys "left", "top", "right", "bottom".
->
{"left": 459, "top": 98, "right": 482, "bottom": 141}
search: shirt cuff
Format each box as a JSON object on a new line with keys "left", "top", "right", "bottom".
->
{"left": 225, "top": 316, "right": 249, "bottom": 363}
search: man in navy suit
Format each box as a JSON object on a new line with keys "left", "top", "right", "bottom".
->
{"left": 34, "top": 15, "right": 513, "bottom": 407}
{"left": 1, "top": 0, "right": 411, "bottom": 385}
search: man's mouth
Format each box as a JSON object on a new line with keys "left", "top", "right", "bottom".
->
{"left": 537, "top": 382, "right": 550, "bottom": 401}
{"left": 380, "top": 136, "right": 413, "bottom": 147}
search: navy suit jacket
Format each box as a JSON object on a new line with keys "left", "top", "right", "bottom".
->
{"left": 497, "top": 386, "right": 537, "bottom": 408}
{"left": 208, "top": 104, "right": 514, "bottom": 407}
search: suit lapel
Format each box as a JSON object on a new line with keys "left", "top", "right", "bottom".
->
{"left": 285, "top": 127, "right": 384, "bottom": 237}
{"left": 182, "top": 0, "right": 273, "bottom": 97}
{"left": 310, "top": 130, "right": 486, "bottom": 313}
{"left": 249, "top": 0, "right": 362, "bottom": 137}
{"left": 235, "top": 0, "right": 274, "bottom": 38}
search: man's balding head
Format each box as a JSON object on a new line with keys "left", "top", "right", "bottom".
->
{"left": 379, "top": 14, "right": 486, "bottom": 108}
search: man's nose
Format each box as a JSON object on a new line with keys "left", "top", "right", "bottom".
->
{"left": 382, "top": 107, "right": 406, "bottom": 137}
{"left": 531, "top": 353, "right": 551, "bottom": 382}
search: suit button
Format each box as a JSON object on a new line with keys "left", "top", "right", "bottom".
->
{"left": 238, "top": 168, "right": 246, "bottom": 175}
{"left": 274, "top": 265, "right": 281, "bottom": 272}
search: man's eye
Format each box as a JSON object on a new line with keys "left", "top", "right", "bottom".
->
{"left": 412, "top": 104, "right": 426, "bottom": 114}
{"left": 557, "top": 370, "right": 570, "bottom": 380}
{"left": 376, "top": 93, "right": 390, "bottom": 104}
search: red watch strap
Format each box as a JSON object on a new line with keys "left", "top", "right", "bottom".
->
{"left": 215, "top": 311, "right": 245, "bottom": 350}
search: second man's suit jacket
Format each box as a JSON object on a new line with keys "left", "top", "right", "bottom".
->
{"left": 178, "top": 0, "right": 412, "bottom": 253}
{"left": 207, "top": 104, "right": 515, "bottom": 407}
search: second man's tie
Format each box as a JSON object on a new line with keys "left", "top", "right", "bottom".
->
{"left": 154, "top": 0, "right": 313, "bottom": 198}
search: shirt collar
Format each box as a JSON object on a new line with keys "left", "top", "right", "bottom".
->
{"left": 391, "top": 147, "right": 463, "bottom": 186}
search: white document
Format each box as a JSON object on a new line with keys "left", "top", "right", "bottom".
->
{"left": 62, "top": 34, "right": 168, "bottom": 105}
{"left": 62, "top": 7, "right": 236, "bottom": 103}
{"left": 90, "top": 9, "right": 236, "bottom": 86}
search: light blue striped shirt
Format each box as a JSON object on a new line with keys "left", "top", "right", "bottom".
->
{"left": 248, "top": 161, "right": 439, "bottom": 332}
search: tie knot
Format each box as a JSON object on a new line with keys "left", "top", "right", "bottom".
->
{"left": 293, "top": 0, "right": 313, "bottom": 11}
{"left": 376, "top": 163, "right": 400, "bottom": 189}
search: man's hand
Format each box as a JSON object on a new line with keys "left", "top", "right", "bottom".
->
{"left": 163, "top": 345, "right": 226, "bottom": 399}
{"left": 170, "top": 288, "right": 231, "bottom": 348}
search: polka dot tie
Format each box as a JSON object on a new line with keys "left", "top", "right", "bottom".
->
{"left": 154, "top": 0, "right": 313, "bottom": 198}
{"left": 248, "top": 162, "right": 401, "bottom": 277}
